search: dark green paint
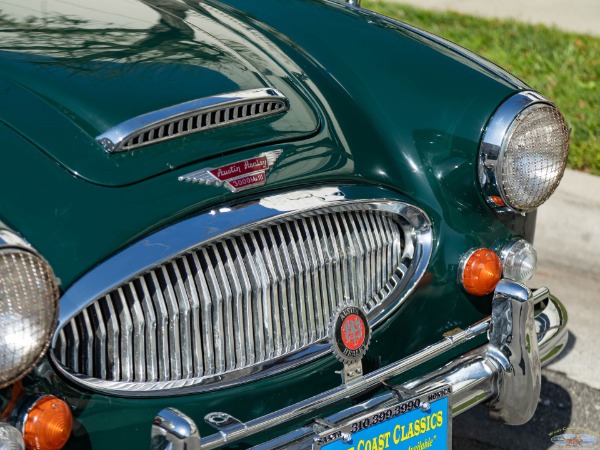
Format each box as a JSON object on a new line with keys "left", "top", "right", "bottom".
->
{"left": 0, "top": 0, "right": 532, "bottom": 448}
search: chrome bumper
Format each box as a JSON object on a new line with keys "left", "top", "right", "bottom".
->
{"left": 150, "top": 280, "right": 568, "bottom": 450}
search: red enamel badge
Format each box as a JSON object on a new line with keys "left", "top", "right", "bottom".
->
{"left": 340, "top": 314, "right": 366, "bottom": 350}
{"left": 330, "top": 305, "right": 371, "bottom": 364}
{"left": 178, "top": 150, "right": 282, "bottom": 192}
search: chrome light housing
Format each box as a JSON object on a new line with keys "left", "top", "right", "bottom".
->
{"left": 0, "top": 231, "right": 59, "bottom": 388}
{"left": 479, "top": 91, "right": 569, "bottom": 213}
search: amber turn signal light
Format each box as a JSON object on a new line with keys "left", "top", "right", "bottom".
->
{"left": 459, "top": 248, "right": 502, "bottom": 296}
{"left": 489, "top": 195, "right": 506, "bottom": 207}
{"left": 21, "top": 396, "right": 72, "bottom": 450}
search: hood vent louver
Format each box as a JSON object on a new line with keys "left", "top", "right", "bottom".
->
{"left": 96, "top": 88, "right": 289, "bottom": 153}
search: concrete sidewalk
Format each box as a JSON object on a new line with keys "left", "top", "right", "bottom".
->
{"left": 394, "top": 0, "right": 600, "bottom": 36}
{"left": 531, "top": 169, "right": 600, "bottom": 390}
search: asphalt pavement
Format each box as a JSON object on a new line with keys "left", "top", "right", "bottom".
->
{"left": 381, "top": 1, "right": 600, "bottom": 448}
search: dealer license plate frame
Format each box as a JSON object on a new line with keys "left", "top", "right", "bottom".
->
{"left": 312, "top": 386, "right": 453, "bottom": 450}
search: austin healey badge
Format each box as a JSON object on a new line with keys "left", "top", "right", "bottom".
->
{"left": 329, "top": 305, "right": 371, "bottom": 383}
{"left": 178, "top": 149, "right": 282, "bottom": 192}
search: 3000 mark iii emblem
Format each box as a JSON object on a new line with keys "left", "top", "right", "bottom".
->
{"left": 330, "top": 305, "right": 371, "bottom": 364}
{"left": 178, "top": 149, "right": 282, "bottom": 192}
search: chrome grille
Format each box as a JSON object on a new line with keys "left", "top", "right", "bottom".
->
{"left": 55, "top": 210, "right": 403, "bottom": 384}
{"left": 51, "top": 188, "right": 433, "bottom": 395}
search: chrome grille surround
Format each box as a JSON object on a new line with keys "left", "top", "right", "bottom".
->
{"left": 96, "top": 88, "right": 289, "bottom": 153}
{"left": 51, "top": 187, "right": 432, "bottom": 396}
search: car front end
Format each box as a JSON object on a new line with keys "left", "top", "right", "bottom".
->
{"left": 0, "top": 1, "right": 568, "bottom": 449}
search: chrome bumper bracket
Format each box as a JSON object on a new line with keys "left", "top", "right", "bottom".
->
{"left": 487, "top": 280, "right": 541, "bottom": 425}
{"left": 151, "top": 407, "right": 201, "bottom": 450}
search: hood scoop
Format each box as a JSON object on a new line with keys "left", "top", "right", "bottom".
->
{"left": 97, "top": 88, "right": 289, "bottom": 153}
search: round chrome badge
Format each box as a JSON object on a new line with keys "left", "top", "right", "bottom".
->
{"left": 329, "top": 305, "right": 371, "bottom": 364}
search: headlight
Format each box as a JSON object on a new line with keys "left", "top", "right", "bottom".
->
{"left": 0, "top": 231, "right": 58, "bottom": 388}
{"left": 479, "top": 91, "right": 569, "bottom": 213}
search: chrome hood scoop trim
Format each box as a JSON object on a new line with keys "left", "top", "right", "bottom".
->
{"left": 97, "top": 88, "right": 289, "bottom": 153}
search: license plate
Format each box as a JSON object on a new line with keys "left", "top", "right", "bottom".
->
{"left": 313, "top": 387, "right": 452, "bottom": 450}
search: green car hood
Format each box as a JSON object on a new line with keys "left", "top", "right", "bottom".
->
{"left": 0, "top": 0, "right": 523, "bottom": 288}
{"left": 0, "top": 0, "right": 320, "bottom": 186}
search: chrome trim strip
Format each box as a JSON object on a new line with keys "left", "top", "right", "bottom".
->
{"left": 456, "top": 247, "right": 481, "bottom": 292}
{"left": 96, "top": 88, "right": 289, "bottom": 153}
{"left": 149, "top": 286, "right": 566, "bottom": 450}
{"left": 0, "top": 229, "right": 32, "bottom": 249}
{"left": 478, "top": 91, "right": 552, "bottom": 214}
{"left": 51, "top": 186, "right": 433, "bottom": 395}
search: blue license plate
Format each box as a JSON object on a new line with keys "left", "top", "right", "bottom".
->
{"left": 313, "top": 387, "right": 451, "bottom": 450}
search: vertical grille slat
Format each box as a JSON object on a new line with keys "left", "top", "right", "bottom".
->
{"left": 240, "top": 236, "right": 266, "bottom": 363}
{"left": 248, "top": 233, "right": 274, "bottom": 361}
{"left": 361, "top": 212, "right": 381, "bottom": 306}
{"left": 89, "top": 303, "right": 107, "bottom": 380}
{"left": 321, "top": 214, "right": 342, "bottom": 309}
{"left": 266, "top": 227, "right": 292, "bottom": 354}
{"left": 360, "top": 212, "right": 378, "bottom": 308}
{"left": 256, "top": 229, "right": 283, "bottom": 357}
{"left": 372, "top": 214, "right": 387, "bottom": 296}
{"left": 124, "top": 284, "right": 146, "bottom": 383}
{"left": 283, "top": 221, "right": 309, "bottom": 348}
{"left": 168, "top": 262, "right": 193, "bottom": 379}
{"left": 115, "top": 288, "right": 134, "bottom": 382}
{"left": 179, "top": 257, "right": 204, "bottom": 378}
{"left": 56, "top": 207, "right": 417, "bottom": 392}
{"left": 135, "top": 278, "right": 158, "bottom": 382}
{"left": 339, "top": 212, "right": 362, "bottom": 304}
{"left": 200, "top": 248, "right": 225, "bottom": 374}
{"left": 146, "top": 272, "right": 170, "bottom": 381}
{"left": 307, "top": 216, "right": 330, "bottom": 332}
{"left": 212, "top": 245, "right": 237, "bottom": 372}
{"left": 189, "top": 252, "right": 216, "bottom": 376}
{"left": 57, "top": 329, "right": 67, "bottom": 369}
{"left": 157, "top": 267, "right": 182, "bottom": 381}
{"left": 221, "top": 242, "right": 246, "bottom": 369}
{"left": 66, "top": 321, "right": 80, "bottom": 373}
{"left": 80, "top": 309, "right": 94, "bottom": 377}
{"left": 102, "top": 295, "right": 120, "bottom": 380}
{"left": 315, "top": 215, "right": 336, "bottom": 316}
{"left": 275, "top": 224, "right": 300, "bottom": 351}
{"left": 231, "top": 239, "right": 255, "bottom": 366}
{"left": 290, "top": 220, "right": 317, "bottom": 344}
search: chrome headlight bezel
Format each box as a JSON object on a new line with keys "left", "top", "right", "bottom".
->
{"left": 479, "top": 91, "right": 569, "bottom": 214}
{"left": 0, "top": 230, "right": 59, "bottom": 388}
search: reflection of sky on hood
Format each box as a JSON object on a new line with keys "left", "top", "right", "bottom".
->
{"left": 0, "top": 0, "right": 160, "bottom": 29}
{"left": 551, "top": 434, "right": 598, "bottom": 446}
{"left": 260, "top": 188, "right": 345, "bottom": 212}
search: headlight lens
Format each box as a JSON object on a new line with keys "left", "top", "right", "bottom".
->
{"left": 479, "top": 91, "right": 569, "bottom": 213}
{"left": 0, "top": 241, "right": 58, "bottom": 388}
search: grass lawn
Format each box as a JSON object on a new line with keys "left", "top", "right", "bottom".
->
{"left": 363, "top": 0, "right": 600, "bottom": 175}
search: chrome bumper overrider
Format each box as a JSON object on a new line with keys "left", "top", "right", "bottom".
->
{"left": 150, "top": 280, "right": 568, "bottom": 450}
